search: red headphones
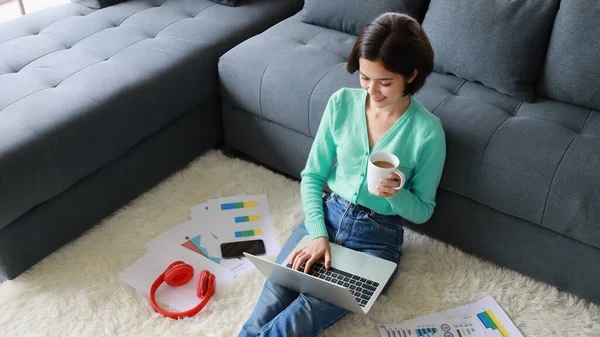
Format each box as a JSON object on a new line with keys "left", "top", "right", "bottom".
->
{"left": 149, "top": 261, "right": 216, "bottom": 319}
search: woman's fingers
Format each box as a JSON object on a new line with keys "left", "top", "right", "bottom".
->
{"left": 293, "top": 251, "right": 309, "bottom": 271}
{"left": 289, "top": 249, "right": 300, "bottom": 265}
{"left": 324, "top": 249, "right": 331, "bottom": 269}
{"left": 379, "top": 177, "right": 400, "bottom": 188}
{"left": 304, "top": 254, "right": 320, "bottom": 274}
{"left": 290, "top": 239, "right": 331, "bottom": 272}
{"left": 292, "top": 252, "right": 302, "bottom": 270}
{"left": 376, "top": 185, "right": 395, "bottom": 195}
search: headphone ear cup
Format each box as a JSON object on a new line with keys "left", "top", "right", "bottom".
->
{"left": 197, "top": 270, "right": 211, "bottom": 299}
{"left": 166, "top": 261, "right": 185, "bottom": 269}
{"left": 207, "top": 273, "right": 216, "bottom": 297}
{"left": 165, "top": 263, "right": 194, "bottom": 286}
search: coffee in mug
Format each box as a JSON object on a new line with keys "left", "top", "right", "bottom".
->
{"left": 367, "top": 152, "right": 405, "bottom": 195}
{"left": 372, "top": 161, "right": 395, "bottom": 169}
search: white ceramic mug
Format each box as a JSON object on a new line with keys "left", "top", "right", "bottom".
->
{"left": 367, "top": 151, "right": 405, "bottom": 195}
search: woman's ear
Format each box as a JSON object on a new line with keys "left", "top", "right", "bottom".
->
{"left": 408, "top": 69, "right": 418, "bottom": 84}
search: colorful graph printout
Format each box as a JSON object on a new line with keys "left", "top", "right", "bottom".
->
{"left": 379, "top": 321, "right": 484, "bottom": 337}
{"left": 400, "top": 296, "right": 524, "bottom": 337}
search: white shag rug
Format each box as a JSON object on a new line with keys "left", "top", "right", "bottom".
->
{"left": 1, "top": 150, "right": 599, "bottom": 337}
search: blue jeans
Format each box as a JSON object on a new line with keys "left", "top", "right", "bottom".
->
{"left": 237, "top": 193, "right": 405, "bottom": 337}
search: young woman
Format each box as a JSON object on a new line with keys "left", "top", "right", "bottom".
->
{"left": 238, "top": 12, "right": 446, "bottom": 337}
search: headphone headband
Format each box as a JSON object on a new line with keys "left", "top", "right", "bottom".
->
{"left": 149, "top": 261, "right": 216, "bottom": 319}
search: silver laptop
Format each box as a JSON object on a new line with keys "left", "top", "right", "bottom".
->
{"left": 244, "top": 235, "right": 397, "bottom": 314}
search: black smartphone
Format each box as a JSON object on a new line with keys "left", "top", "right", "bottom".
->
{"left": 220, "top": 239, "right": 266, "bottom": 259}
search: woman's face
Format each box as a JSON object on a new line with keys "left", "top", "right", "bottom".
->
{"left": 358, "top": 58, "right": 415, "bottom": 109}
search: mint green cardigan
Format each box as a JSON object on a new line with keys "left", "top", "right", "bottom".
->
{"left": 300, "top": 88, "right": 447, "bottom": 240}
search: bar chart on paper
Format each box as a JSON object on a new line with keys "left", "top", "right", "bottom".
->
{"left": 469, "top": 296, "right": 522, "bottom": 337}
{"left": 454, "top": 322, "right": 479, "bottom": 337}
{"left": 476, "top": 310, "right": 510, "bottom": 337}
{"left": 379, "top": 322, "right": 485, "bottom": 337}
{"left": 221, "top": 200, "right": 258, "bottom": 210}
{"left": 235, "top": 228, "right": 263, "bottom": 238}
{"left": 401, "top": 296, "right": 524, "bottom": 337}
{"left": 220, "top": 199, "right": 264, "bottom": 238}
{"left": 379, "top": 326, "right": 440, "bottom": 337}
{"left": 208, "top": 195, "right": 280, "bottom": 257}
{"left": 235, "top": 214, "right": 260, "bottom": 223}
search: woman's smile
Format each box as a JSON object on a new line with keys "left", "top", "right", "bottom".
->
{"left": 371, "top": 96, "right": 386, "bottom": 103}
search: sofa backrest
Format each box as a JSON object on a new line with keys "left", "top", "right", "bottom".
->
{"left": 421, "top": 0, "right": 560, "bottom": 103}
{"left": 300, "top": 0, "right": 430, "bottom": 36}
{"left": 298, "top": 0, "right": 589, "bottom": 107}
{"left": 537, "top": 1, "right": 600, "bottom": 111}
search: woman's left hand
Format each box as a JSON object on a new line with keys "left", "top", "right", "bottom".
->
{"left": 374, "top": 173, "right": 403, "bottom": 198}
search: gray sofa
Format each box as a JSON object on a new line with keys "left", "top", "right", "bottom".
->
{"left": 0, "top": 0, "right": 303, "bottom": 280}
{"left": 2, "top": 0, "right": 599, "bottom": 309}
{"left": 219, "top": 0, "right": 600, "bottom": 305}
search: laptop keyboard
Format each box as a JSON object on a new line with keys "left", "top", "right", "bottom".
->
{"left": 285, "top": 261, "right": 379, "bottom": 307}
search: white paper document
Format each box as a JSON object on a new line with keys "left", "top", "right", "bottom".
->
{"left": 145, "top": 218, "right": 252, "bottom": 276}
{"left": 406, "top": 296, "right": 523, "bottom": 337}
{"left": 379, "top": 320, "right": 485, "bottom": 337}
{"left": 190, "top": 203, "right": 210, "bottom": 220}
{"left": 206, "top": 194, "right": 280, "bottom": 257}
{"left": 189, "top": 194, "right": 245, "bottom": 220}
{"left": 119, "top": 246, "right": 235, "bottom": 312}
{"left": 121, "top": 194, "right": 280, "bottom": 308}
{"left": 379, "top": 296, "right": 523, "bottom": 337}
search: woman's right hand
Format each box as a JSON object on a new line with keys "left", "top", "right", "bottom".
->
{"left": 289, "top": 236, "right": 331, "bottom": 274}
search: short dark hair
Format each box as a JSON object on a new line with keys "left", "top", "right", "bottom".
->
{"left": 347, "top": 13, "right": 434, "bottom": 96}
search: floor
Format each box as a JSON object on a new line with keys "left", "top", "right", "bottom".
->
{"left": 1, "top": 150, "right": 598, "bottom": 336}
{"left": 0, "top": 0, "right": 68, "bottom": 23}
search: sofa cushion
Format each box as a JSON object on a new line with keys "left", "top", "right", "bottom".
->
{"left": 415, "top": 74, "right": 600, "bottom": 250}
{"left": 538, "top": 1, "right": 600, "bottom": 111}
{"left": 301, "top": 0, "right": 429, "bottom": 36}
{"left": 0, "top": 0, "right": 303, "bottom": 231}
{"left": 71, "top": 0, "right": 128, "bottom": 9}
{"left": 421, "top": 0, "right": 560, "bottom": 102}
{"left": 220, "top": 13, "right": 359, "bottom": 139}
